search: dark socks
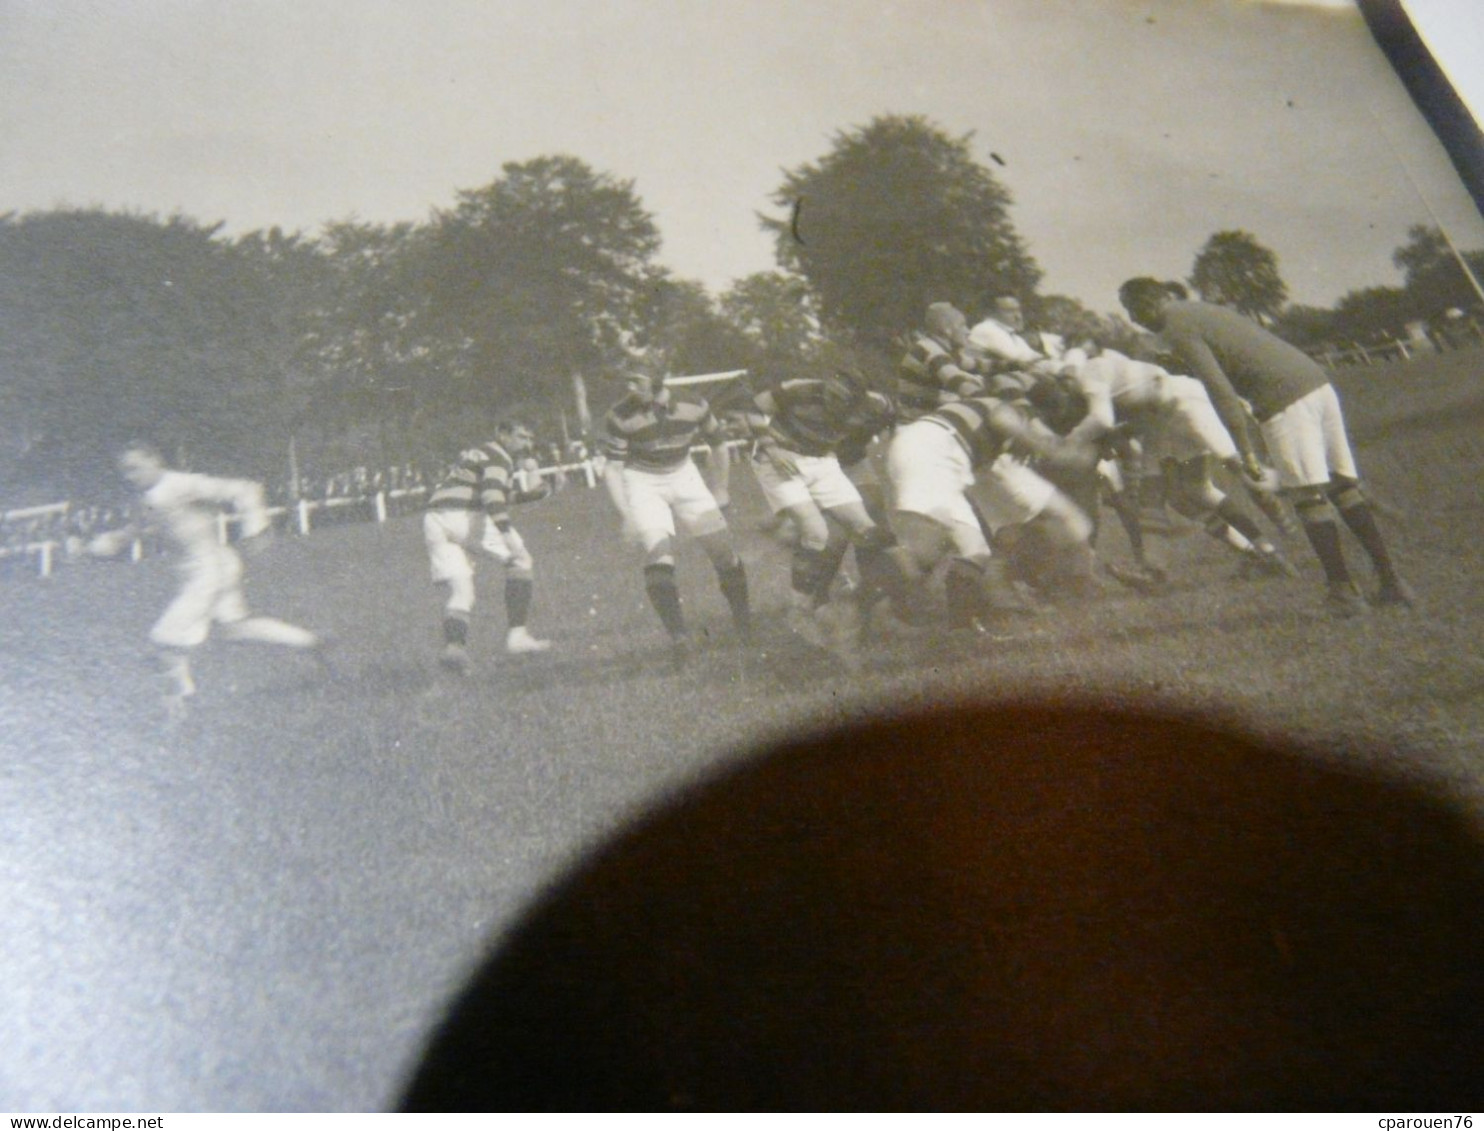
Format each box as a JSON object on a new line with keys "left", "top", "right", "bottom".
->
{"left": 504, "top": 577, "right": 533, "bottom": 628}
{"left": 644, "top": 563, "right": 687, "bottom": 639}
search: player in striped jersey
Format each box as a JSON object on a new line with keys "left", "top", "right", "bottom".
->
{"left": 887, "top": 396, "right": 1098, "bottom": 632}
{"left": 896, "top": 303, "right": 985, "bottom": 420}
{"left": 743, "top": 370, "right": 913, "bottom": 661}
{"left": 601, "top": 370, "right": 750, "bottom": 666}
{"left": 424, "top": 420, "right": 551, "bottom": 674}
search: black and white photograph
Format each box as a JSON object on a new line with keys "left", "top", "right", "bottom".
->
{"left": 3, "top": 0, "right": 1484, "bottom": 1113}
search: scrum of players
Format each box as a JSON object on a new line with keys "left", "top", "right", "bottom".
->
{"left": 90, "top": 279, "right": 1416, "bottom": 717}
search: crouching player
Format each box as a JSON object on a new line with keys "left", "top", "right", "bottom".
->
{"left": 1049, "top": 347, "right": 1297, "bottom": 588}
{"left": 887, "top": 397, "right": 1099, "bottom": 635}
{"left": 424, "top": 420, "right": 552, "bottom": 675}
{"left": 744, "top": 369, "right": 915, "bottom": 665}
{"left": 90, "top": 443, "right": 328, "bottom": 721}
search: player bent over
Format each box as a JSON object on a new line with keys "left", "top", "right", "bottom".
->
{"left": 744, "top": 370, "right": 915, "bottom": 665}
{"left": 424, "top": 421, "right": 551, "bottom": 675}
{"left": 602, "top": 370, "right": 750, "bottom": 668}
{"left": 1120, "top": 278, "right": 1413, "bottom": 618}
{"left": 90, "top": 443, "right": 327, "bottom": 721}
{"left": 1049, "top": 347, "right": 1296, "bottom": 586}
{"left": 887, "top": 397, "right": 1098, "bottom": 635}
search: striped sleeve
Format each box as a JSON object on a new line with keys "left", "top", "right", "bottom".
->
{"left": 477, "top": 446, "right": 514, "bottom": 524}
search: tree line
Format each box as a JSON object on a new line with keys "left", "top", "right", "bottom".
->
{"left": 2, "top": 115, "right": 1478, "bottom": 500}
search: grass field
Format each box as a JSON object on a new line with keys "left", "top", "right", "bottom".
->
{"left": 3, "top": 347, "right": 1483, "bottom": 1111}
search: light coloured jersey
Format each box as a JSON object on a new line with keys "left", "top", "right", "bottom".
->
{"left": 967, "top": 317, "right": 1044, "bottom": 369}
{"left": 143, "top": 470, "right": 269, "bottom": 558}
{"left": 1075, "top": 349, "right": 1173, "bottom": 420}
{"left": 1073, "top": 350, "right": 1238, "bottom": 461}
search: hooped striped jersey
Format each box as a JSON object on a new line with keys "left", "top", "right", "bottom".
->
{"left": 602, "top": 392, "right": 722, "bottom": 473}
{"left": 427, "top": 440, "right": 519, "bottom": 525}
{"left": 921, "top": 396, "right": 1034, "bottom": 470}
{"left": 896, "top": 333, "right": 985, "bottom": 419}
{"left": 749, "top": 379, "right": 896, "bottom": 460}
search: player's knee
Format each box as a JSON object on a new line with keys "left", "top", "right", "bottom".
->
{"left": 852, "top": 524, "right": 898, "bottom": 552}
{"left": 644, "top": 540, "right": 677, "bottom": 567}
{"left": 445, "top": 577, "right": 476, "bottom": 614}
{"left": 1326, "top": 477, "right": 1365, "bottom": 511}
{"left": 1038, "top": 499, "right": 1093, "bottom": 546}
{"left": 1290, "top": 487, "right": 1332, "bottom": 524}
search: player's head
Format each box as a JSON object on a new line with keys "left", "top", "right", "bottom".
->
{"left": 1025, "top": 372, "right": 1090, "bottom": 435}
{"left": 619, "top": 368, "right": 664, "bottom": 401}
{"left": 993, "top": 294, "right": 1025, "bottom": 331}
{"left": 925, "top": 302, "right": 969, "bottom": 346}
{"left": 118, "top": 442, "right": 166, "bottom": 489}
{"left": 1118, "top": 276, "right": 1174, "bottom": 331}
{"left": 495, "top": 420, "right": 536, "bottom": 455}
{"left": 822, "top": 368, "right": 869, "bottom": 412}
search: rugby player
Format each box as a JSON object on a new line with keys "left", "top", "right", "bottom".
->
{"left": 601, "top": 369, "right": 750, "bottom": 666}
{"left": 896, "top": 302, "right": 985, "bottom": 420}
{"left": 743, "top": 369, "right": 914, "bottom": 662}
{"left": 887, "top": 395, "right": 1098, "bottom": 633}
{"left": 423, "top": 420, "right": 552, "bottom": 675}
{"left": 1119, "top": 278, "right": 1414, "bottom": 618}
{"left": 965, "top": 294, "right": 1062, "bottom": 397}
{"left": 89, "top": 443, "right": 327, "bottom": 720}
{"left": 1051, "top": 347, "right": 1297, "bottom": 585}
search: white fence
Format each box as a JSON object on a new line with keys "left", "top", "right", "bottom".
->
{"left": 2, "top": 446, "right": 745, "bottom": 579}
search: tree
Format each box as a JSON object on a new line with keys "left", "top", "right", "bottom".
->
{"left": 1391, "top": 224, "right": 1484, "bottom": 318}
{"left": 1331, "top": 284, "right": 1414, "bottom": 344}
{"left": 1190, "top": 230, "right": 1289, "bottom": 322}
{"left": 1028, "top": 294, "right": 1133, "bottom": 352}
{"left": 1273, "top": 304, "right": 1340, "bottom": 352}
{"left": 719, "top": 271, "right": 823, "bottom": 378}
{"left": 763, "top": 115, "right": 1042, "bottom": 349}
{"left": 0, "top": 209, "right": 305, "bottom": 494}
{"left": 630, "top": 273, "right": 752, "bottom": 379}
{"left": 416, "top": 155, "right": 662, "bottom": 417}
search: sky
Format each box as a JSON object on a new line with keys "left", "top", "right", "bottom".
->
{"left": 2, "top": 0, "right": 1481, "bottom": 316}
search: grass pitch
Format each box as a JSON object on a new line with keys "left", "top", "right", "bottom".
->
{"left": 2, "top": 348, "right": 1482, "bottom": 1110}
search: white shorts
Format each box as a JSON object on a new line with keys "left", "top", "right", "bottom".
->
{"left": 623, "top": 460, "right": 727, "bottom": 553}
{"left": 151, "top": 545, "right": 247, "bottom": 649}
{"left": 887, "top": 420, "right": 989, "bottom": 558}
{"left": 1145, "top": 375, "right": 1239, "bottom": 463}
{"left": 1259, "top": 383, "right": 1359, "bottom": 490}
{"left": 753, "top": 451, "right": 863, "bottom": 514}
{"left": 423, "top": 509, "right": 534, "bottom": 588}
{"left": 968, "top": 453, "right": 1059, "bottom": 533}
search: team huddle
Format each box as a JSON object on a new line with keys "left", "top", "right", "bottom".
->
{"left": 93, "top": 279, "right": 1415, "bottom": 717}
